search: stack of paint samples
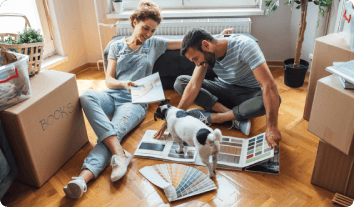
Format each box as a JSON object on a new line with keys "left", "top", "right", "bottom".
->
{"left": 139, "top": 163, "right": 217, "bottom": 201}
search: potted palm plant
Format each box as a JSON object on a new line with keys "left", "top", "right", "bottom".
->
{"left": 266, "top": 0, "right": 332, "bottom": 87}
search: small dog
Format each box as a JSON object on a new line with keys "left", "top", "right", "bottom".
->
{"left": 154, "top": 99, "right": 222, "bottom": 178}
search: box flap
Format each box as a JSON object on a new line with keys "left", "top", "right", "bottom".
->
{"left": 316, "top": 32, "right": 352, "bottom": 52}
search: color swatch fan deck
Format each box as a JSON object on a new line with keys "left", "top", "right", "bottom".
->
{"left": 139, "top": 164, "right": 217, "bottom": 201}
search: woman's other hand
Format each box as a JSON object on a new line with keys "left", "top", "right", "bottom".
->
{"left": 220, "top": 28, "right": 234, "bottom": 35}
{"left": 123, "top": 81, "right": 138, "bottom": 92}
{"left": 153, "top": 123, "right": 167, "bottom": 140}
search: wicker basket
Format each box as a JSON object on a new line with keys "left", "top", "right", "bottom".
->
{"left": 0, "top": 14, "right": 45, "bottom": 76}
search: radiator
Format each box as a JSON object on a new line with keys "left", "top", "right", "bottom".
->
{"left": 115, "top": 18, "right": 251, "bottom": 36}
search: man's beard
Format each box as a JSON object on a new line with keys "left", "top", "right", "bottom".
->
{"left": 201, "top": 50, "right": 216, "bottom": 69}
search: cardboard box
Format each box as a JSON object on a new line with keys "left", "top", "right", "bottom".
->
{"left": 308, "top": 75, "right": 354, "bottom": 155}
{"left": 303, "top": 32, "right": 354, "bottom": 121}
{"left": 311, "top": 140, "right": 354, "bottom": 198}
{"left": 0, "top": 70, "right": 88, "bottom": 187}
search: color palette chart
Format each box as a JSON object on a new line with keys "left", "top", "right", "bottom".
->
{"left": 218, "top": 137, "right": 243, "bottom": 164}
{"left": 246, "top": 133, "right": 271, "bottom": 164}
{"left": 139, "top": 163, "right": 217, "bottom": 201}
{"left": 216, "top": 132, "right": 273, "bottom": 169}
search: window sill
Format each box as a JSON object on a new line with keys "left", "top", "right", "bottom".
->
{"left": 106, "top": 8, "right": 264, "bottom": 19}
{"left": 42, "top": 55, "right": 68, "bottom": 70}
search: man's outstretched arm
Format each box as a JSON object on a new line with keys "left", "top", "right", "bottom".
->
{"left": 253, "top": 62, "right": 281, "bottom": 150}
{"left": 153, "top": 65, "right": 208, "bottom": 139}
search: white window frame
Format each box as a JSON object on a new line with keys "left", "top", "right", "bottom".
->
{"left": 124, "top": 0, "right": 259, "bottom": 9}
{"left": 0, "top": 0, "right": 67, "bottom": 69}
{"left": 107, "top": 0, "right": 264, "bottom": 19}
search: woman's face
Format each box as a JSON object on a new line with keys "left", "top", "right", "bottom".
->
{"left": 133, "top": 18, "right": 158, "bottom": 43}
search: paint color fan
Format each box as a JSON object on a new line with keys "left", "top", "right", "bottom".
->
{"left": 139, "top": 163, "right": 217, "bottom": 201}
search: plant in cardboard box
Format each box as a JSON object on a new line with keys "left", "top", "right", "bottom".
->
{"left": 0, "top": 17, "right": 45, "bottom": 76}
{"left": 266, "top": 0, "right": 332, "bottom": 87}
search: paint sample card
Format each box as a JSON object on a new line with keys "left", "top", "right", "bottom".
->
{"left": 168, "top": 142, "right": 196, "bottom": 159}
{"left": 218, "top": 138, "right": 243, "bottom": 164}
{"left": 139, "top": 163, "right": 217, "bottom": 201}
{"left": 134, "top": 130, "right": 197, "bottom": 163}
{"left": 245, "top": 134, "right": 272, "bottom": 165}
{"left": 217, "top": 132, "right": 274, "bottom": 169}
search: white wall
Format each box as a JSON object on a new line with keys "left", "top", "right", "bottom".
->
{"left": 251, "top": 5, "right": 292, "bottom": 61}
{"left": 49, "top": 0, "right": 88, "bottom": 72}
{"left": 77, "top": 0, "right": 102, "bottom": 63}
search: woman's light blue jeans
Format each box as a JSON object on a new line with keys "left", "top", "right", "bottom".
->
{"left": 79, "top": 89, "right": 147, "bottom": 178}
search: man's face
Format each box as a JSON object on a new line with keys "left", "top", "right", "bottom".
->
{"left": 185, "top": 47, "right": 216, "bottom": 69}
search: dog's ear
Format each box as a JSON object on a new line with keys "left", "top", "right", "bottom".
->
{"left": 154, "top": 112, "right": 158, "bottom": 121}
{"left": 154, "top": 112, "right": 162, "bottom": 121}
{"left": 162, "top": 98, "right": 171, "bottom": 105}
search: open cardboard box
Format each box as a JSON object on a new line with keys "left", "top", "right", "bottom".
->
{"left": 0, "top": 70, "right": 88, "bottom": 187}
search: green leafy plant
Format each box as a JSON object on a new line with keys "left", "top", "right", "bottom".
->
{"left": 265, "top": 0, "right": 332, "bottom": 68}
{"left": 17, "top": 27, "right": 44, "bottom": 44}
{"left": 0, "top": 27, "right": 44, "bottom": 53}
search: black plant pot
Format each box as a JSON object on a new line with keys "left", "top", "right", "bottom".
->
{"left": 284, "top": 58, "right": 309, "bottom": 88}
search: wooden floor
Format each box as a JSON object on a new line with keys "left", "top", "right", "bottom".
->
{"left": 1, "top": 67, "right": 337, "bottom": 207}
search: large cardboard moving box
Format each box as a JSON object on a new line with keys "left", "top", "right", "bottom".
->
{"left": 303, "top": 32, "right": 354, "bottom": 121}
{"left": 0, "top": 70, "right": 88, "bottom": 187}
{"left": 308, "top": 75, "right": 354, "bottom": 155}
{"left": 311, "top": 140, "right": 354, "bottom": 198}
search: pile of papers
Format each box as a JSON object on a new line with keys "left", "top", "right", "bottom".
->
{"left": 326, "top": 60, "right": 354, "bottom": 89}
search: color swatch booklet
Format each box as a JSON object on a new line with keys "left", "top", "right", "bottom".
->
{"left": 139, "top": 163, "right": 217, "bottom": 201}
{"left": 134, "top": 130, "right": 274, "bottom": 171}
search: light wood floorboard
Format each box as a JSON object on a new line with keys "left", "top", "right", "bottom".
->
{"left": 1, "top": 67, "right": 336, "bottom": 207}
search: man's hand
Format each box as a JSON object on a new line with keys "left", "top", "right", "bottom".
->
{"left": 122, "top": 81, "right": 137, "bottom": 93}
{"left": 220, "top": 28, "right": 234, "bottom": 35}
{"left": 153, "top": 122, "right": 167, "bottom": 140}
{"left": 265, "top": 127, "right": 282, "bottom": 151}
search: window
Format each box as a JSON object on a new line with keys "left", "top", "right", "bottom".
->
{"left": 124, "top": 0, "right": 260, "bottom": 10}
{"left": 0, "top": 0, "right": 56, "bottom": 59}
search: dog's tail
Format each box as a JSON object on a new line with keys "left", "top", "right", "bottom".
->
{"left": 207, "top": 128, "right": 222, "bottom": 142}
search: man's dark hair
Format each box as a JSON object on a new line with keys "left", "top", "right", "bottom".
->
{"left": 180, "top": 28, "right": 215, "bottom": 57}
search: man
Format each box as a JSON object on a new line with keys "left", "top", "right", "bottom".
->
{"left": 154, "top": 28, "right": 281, "bottom": 150}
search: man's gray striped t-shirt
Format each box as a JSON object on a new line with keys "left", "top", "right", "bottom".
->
{"left": 213, "top": 35, "right": 265, "bottom": 88}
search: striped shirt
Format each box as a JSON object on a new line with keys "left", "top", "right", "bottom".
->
{"left": 213, "top": 34, "right": 265, "bottom": 88}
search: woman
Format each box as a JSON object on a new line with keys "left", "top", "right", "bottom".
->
{"left": 63, "top": 1, "right": 181, "bottom": 199}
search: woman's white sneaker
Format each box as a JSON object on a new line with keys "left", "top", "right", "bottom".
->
{"left": 110, "top": 150, "right": 132, "bottom": 182}
{"left": 63, "top": 177, "right": 87, "bottom": 199}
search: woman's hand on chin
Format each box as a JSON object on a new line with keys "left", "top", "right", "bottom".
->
{"left": 122, "top": 81, "right": 138, "bottom": 93}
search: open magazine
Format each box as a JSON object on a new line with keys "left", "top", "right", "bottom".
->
{"left": 134, "top": 130, "right": 275, "bottom": 171}
{"left": 131, "top": 72, "right": 165, "bottom": 104}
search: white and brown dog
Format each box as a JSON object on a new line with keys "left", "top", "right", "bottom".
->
{"left": 154, "top": 99, "right": 222, "bottom": 178}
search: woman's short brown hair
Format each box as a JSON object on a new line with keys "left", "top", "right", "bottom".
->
{"left": 130, "top": 1, "right": 162, "bottom": 28}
